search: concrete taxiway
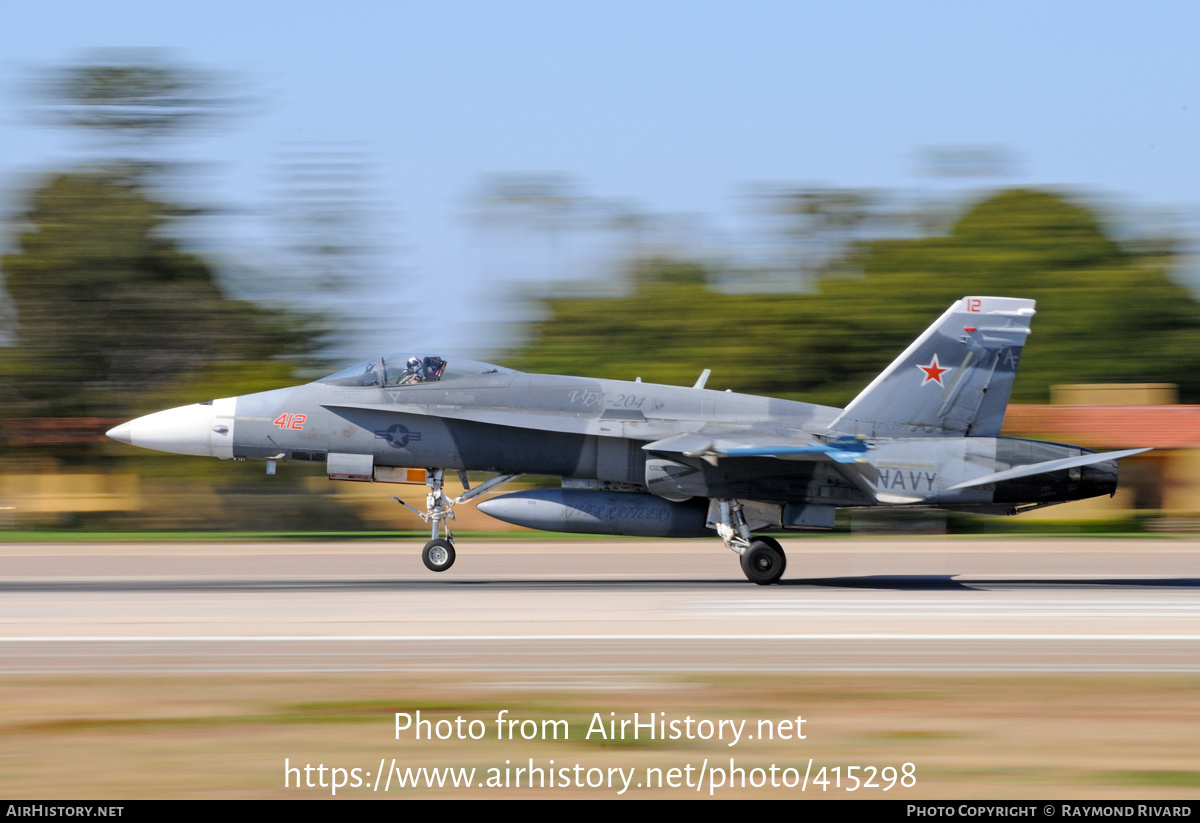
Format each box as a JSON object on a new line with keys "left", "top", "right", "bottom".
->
{"left": 1, "top": 537, "right": 1198, "bottom": 674}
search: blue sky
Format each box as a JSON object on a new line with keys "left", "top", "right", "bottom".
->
{"left": 2, "top": 1, "right": 1197, "bottom": 358}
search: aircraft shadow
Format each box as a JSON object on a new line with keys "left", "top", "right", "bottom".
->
{"left": 784, "top": 575, "right": 1200, "bottom": 591}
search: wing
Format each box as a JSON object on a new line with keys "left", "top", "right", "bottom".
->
{"left": 641, "top": 430, "right": 906, "bottom": 503}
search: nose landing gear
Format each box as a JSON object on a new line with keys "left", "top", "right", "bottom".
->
{"left": 422, "top": 537, "right": 455, "bottom": 572}
{"left": 392, "top": 469, "right": 522, "bottom": 573}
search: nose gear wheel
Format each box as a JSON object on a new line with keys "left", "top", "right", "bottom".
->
{"left": 392, "top": 469, "right": 522, "bottom": 573}
{"left": 422, "top": 538, "right": 456, "bottom": 572}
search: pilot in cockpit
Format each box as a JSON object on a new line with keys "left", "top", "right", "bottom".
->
{"left": 400, "top": 357, "right": 422, "bottom": 384}
{"left": 420, "top": 356, "right": 447, "bottom": 382}
{"left": 396, "top": 355, "right": 447, "bottom": 385}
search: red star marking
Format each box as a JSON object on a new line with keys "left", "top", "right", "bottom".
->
{"left": 917, "top": 354, "right": 949, "bottom": 386}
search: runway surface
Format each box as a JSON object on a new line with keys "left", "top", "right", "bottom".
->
{"left": 2, "top": 537, "right": 1199, "bottom": 673}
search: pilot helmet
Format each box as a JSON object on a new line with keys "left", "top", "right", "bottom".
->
{"left": 423, "top": 356, "right": 447, "bottom": 379}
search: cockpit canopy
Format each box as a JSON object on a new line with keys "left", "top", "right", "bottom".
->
{"left": 317, "top": 354, "right": 513, "bottom": 388}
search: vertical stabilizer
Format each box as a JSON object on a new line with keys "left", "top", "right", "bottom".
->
{"left": 830, "top": 296, "right": 1036, "bottom": 436}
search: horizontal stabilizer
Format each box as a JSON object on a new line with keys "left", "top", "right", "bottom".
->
{"left": 947, "top": 448, "right": 1151, "bottom": 491}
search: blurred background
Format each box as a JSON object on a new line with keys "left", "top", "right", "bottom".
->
{"left": 2, "top": 1, "right": 1198, "bottom": 533}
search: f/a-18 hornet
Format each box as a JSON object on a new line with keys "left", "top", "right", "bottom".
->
{"left": 108, "top": 296, "right": 1147, "bottom": 584}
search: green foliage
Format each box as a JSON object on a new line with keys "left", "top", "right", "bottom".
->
{"left": 1, "top": 171, "right": 314, "bottom": 419}
{"left": 510, "top": 189, "right": 1200, "bottom": 405}
{"left": 26, "top": 51, "right": 242, "bottom": 142}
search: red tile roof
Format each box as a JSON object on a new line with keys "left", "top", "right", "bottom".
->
{"left": 0, "top": 418, "right": 121, "bottom": 448}
{"left": 1003, "top": 406, "right": 1200, "bottom": 449}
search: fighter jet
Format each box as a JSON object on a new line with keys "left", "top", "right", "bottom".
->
{"left": 107, "top": 296, "right": 1147, "bottom": 584}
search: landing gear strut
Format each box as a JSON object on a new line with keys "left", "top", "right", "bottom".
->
{"left": 713, "top": 499, "right": 787, "bottom": 585}
{"left": 393, "top": 469, "right": 521, "bottom": 573}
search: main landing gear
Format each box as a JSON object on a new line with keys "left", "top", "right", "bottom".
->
{"left": 393, "top": 469, "right": 521, "bottom": 573}
{"left": 713, "top": 499, "right": 787, "bottom": 585}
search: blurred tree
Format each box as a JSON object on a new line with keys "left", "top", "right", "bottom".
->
{"left": 737, "top": 185, "right": 883, "bottom": 290}
{"left": 24, "top": 49, "right": 246, "bottom": 170}
{"left": 829, "top": 189, "right": 1200, "bottom": 402}
{"left": 477, "top": 174, "right": 582, "bottom": 236}
{"left": 1, "top": 171, "right": 308, "bottom": 419}
{"left": 1, "top": 53, "right": 311, "bottom": 423}
{"left": 265, "top": 142, "right": 402, "bottom": 360}
{"left": 509, "top": 189, "right": 1200, "bottom": 405}
{"left": 474, "top": 174, "right": 586, "bottom": 286}
{"left": 0, "top": 53, "right": 335, "bottom": 535}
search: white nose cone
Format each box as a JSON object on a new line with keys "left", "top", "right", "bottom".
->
{"left": 107, "top": 398, "right": 236, "bottom": 458}
{"left": 106, "top": 421, "right": 134, "bottom": 445}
